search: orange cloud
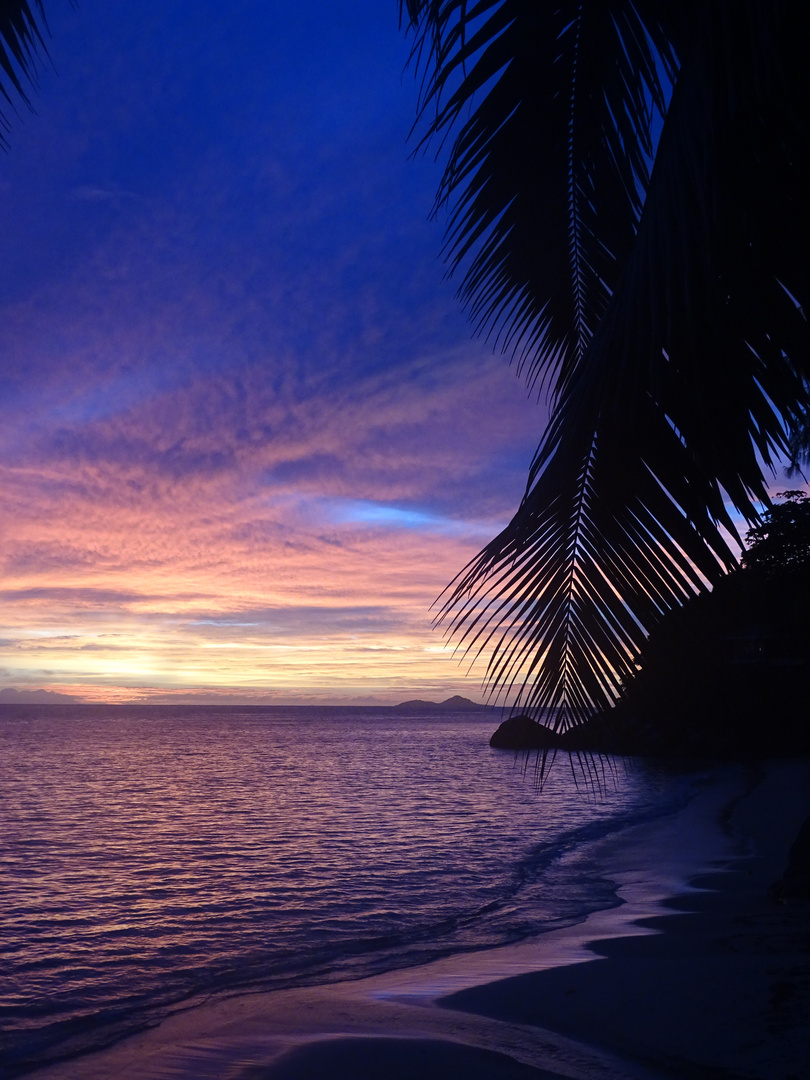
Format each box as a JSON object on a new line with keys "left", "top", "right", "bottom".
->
{"left": 0, "top": 352, "right": 543, "bottom": 702}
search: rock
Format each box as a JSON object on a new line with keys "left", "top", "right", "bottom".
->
{"left": 489, "top": 714, "right": 564, "bottom": 750}
{"left": 489, "top": 710, "right": 642, "bottom": 755}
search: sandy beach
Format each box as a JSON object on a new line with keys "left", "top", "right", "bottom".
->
{"left": 24, "top": 759, "right": 810, "bottom": 1080}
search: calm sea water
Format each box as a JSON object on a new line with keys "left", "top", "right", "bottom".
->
{"left": 0, "top": 705, "right": 689, "bottom": 1077}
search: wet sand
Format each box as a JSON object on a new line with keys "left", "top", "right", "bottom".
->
{"left": 25, "top": 760, "right": 810, "bottom": 1080}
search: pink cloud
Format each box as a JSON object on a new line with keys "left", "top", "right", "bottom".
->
{"left": 0, "top": 349, "right": 542, "bottom": 700}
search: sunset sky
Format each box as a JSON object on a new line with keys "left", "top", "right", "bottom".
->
{"left": 0, "top": 0, "right": 545, "bottom": 704}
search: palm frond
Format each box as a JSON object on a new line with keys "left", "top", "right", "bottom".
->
{"left": 0, "top": 0, "right": 50, "bottom": 147}
{"left": 438, "top": 409, "right": 739, "bottom": 726}
{"left": 403, "top": 0, "right": 679, "bottom": 392}
{"left": 407, "top": 1, "right": 810, "bottom": 724}
{"left": 786, "top": 389, "right": 810, "bottom": 477}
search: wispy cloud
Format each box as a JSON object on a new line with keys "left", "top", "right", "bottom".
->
{"left": 69, "top": 184, "right": 142, "bottom": 205}
{"left": 0, "top": 0, "right": 547, "bottom": 703}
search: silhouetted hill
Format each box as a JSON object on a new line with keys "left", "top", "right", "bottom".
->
{"left": 394, "top": 695, "right": 488, "bottom": 712}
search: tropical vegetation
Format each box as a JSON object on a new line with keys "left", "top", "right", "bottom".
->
{"left": 400, "top": 0, "right": 810, "bottom": 730}
{"left": 743, "top": 490, "right": 810, "bottom": 576}
{"left": 0, "top": 0, "right": 47, "bottom": 148}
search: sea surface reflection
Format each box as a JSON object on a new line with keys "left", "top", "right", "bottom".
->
{"left": 0, "top": 705, "right": 685, "bottom": 1075}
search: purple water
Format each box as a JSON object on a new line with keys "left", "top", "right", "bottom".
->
{"left": 0, "top": 704, "right": 688, "bottom": 1077}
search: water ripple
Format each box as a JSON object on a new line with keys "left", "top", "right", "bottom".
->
{"left": 0, "top": 705, "right": 681, "bottom": 1077}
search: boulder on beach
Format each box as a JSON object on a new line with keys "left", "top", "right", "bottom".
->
{"left": 489, "top": 714, "right": 564, "bottom": 750}
{"left": 489, "top": 711, "right": 635, "bottom": 755}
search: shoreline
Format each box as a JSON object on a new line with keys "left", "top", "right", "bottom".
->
{"left": 23, "top": 759, "right": 810, "bottom": 1080}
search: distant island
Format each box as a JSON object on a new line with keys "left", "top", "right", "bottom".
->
{"left": 0, "top": 688, "right": 80, "bottom": 704}
{"left": 393, "top": 695, "right": 490, "bottom": 712}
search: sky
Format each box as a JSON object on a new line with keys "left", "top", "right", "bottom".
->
{"left": 0, "top": 0, "right": 546, "bottom": 704}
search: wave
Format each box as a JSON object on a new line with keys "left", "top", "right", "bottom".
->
{"left": 0, "top": 706, "right": 689, "bottom": 1078}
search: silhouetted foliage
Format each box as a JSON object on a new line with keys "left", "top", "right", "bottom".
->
{"left": 0, "top": 0, "right": 50, "bottom": 147}
{"left": 743, "top": 491, "right": 810, "bottom": 577}
{"left": 402, "top": 1, "right": 810, "bottom": 729}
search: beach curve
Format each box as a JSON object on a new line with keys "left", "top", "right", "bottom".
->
{"left": 23, "top": 760, "right": 810, "bottom": 1080}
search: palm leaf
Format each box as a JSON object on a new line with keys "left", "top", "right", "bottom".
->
{"left": 405, "top": 1, "right": 810, "bottom": 725}
{"left": 787, "top": 394, "right": 810, "bottom": 476}
{"left": 403, "top": 0, "right": 679, "bottom": 391}
{"left": 0, "top": 0, "right": 50, "bottom": 146}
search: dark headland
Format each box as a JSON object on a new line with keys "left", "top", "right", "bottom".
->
{"left": 491, "top": 551, "right": 810, "bottom": 761}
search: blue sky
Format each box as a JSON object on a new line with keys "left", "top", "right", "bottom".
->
{"left": 0, "top": 0, "right": 546, "bottom": 703}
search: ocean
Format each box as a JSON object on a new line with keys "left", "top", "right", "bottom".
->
{"left": 0, "top": 704, "right": 692, "bottom": 1077}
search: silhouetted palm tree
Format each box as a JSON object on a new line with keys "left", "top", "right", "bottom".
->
{"left": 0, "top": 0, "right": 48, "bottom": 147}
{"left": 401, "top": 1, "right": 810, "bottom": 729}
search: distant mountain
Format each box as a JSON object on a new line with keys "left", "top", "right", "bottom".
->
{"left": 393, "top": 694, "right": 488, "bottom": 712}
{"left": 0, "top": 687, "right": 79, "bottom": 704}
